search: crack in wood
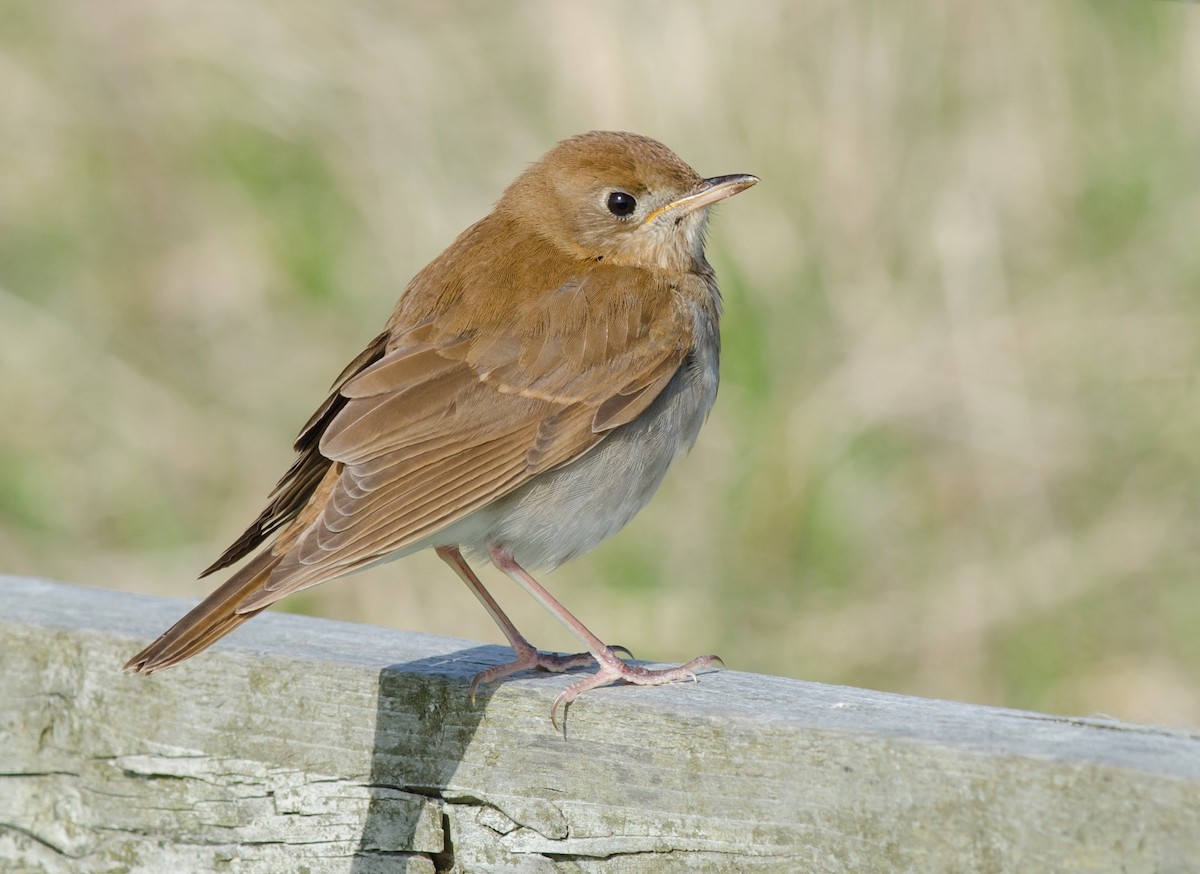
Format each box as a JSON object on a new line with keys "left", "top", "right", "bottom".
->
{"left": 2, "top": 577, "right": 1198, "bottom": 873}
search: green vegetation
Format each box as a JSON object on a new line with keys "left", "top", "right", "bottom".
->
{"left": 3, "top": 2, "right": 1198, "bottom": 726}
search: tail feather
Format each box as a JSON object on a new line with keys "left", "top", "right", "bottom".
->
{"left": 124, "top": 551, "right": 284, "bottom": 673}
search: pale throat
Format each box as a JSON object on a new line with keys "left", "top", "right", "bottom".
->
{"left": 615, "top": 209, "right": 712, "bottom": 273}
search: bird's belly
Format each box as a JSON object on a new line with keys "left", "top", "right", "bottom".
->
{"left": 436, "top": 340, "right": 718, "bottom": 571}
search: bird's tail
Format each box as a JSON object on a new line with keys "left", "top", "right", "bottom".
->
{"left": 124, "top": 550, "right": 284, "bottom": 673}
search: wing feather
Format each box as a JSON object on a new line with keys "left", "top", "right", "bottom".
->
{"left": 219, "top": 236, "right": 703, "bottom": 613}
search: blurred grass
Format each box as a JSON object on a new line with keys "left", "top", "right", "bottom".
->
{"left": 3, "top": 1, "right": 1199, "bottom": 727}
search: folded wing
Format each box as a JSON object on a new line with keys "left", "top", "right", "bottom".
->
{"left": 238, "top": 264, "right": 692, "bottom": 611}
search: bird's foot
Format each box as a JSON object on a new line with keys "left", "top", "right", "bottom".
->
{"left": 550, "top": 648, "right": 724, "bottom": 730}
{"left": 470, "top": 640, "right": 632, "bottom": 704}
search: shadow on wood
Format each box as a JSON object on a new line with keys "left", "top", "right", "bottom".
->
{"left": 350, "top": 649, "right": 500, "bottom": 873}
{"left": 2, "top": 576, "right": 1199, "bottom": 872}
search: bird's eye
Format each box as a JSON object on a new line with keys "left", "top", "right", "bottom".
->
{"left": 606, "top": 191, "right": 637, "bottom": 218}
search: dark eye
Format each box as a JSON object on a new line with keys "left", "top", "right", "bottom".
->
{"left": 606, "top": 191, "right": 637, "bottom": 217}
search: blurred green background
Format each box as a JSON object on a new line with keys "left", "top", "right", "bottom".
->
{"left": 2, "top": 2, "right": 1198, "bottom": 727}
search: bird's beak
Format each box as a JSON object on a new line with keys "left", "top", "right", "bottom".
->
{"left": 643, "top": 173, "right": 759, "bottom": 225}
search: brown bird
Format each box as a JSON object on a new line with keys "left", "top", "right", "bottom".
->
{"left": 125, "top": 130, "right": 757, "bottom": 726}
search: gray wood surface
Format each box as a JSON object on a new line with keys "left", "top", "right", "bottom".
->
{"left": 1, "top": 576, "right": 1198, "bottom": 873}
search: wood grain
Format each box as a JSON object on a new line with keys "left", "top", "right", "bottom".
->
{"left": 2, "top": 576, "right": 1198, "bottom": 872}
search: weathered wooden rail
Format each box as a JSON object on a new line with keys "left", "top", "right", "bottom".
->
{"left": 1, "top": 576, "right": 1198, "bottom": 872}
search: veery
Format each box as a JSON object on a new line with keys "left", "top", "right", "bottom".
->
{"left": 126, "top": 131, "right": 758, "bottom": 726}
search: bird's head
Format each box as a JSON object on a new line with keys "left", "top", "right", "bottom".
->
{"left": 499, "top": 130, "right": 757, "bottom": 272}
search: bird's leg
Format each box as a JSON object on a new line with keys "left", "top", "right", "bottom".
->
{"left": 487, "top": 545, "right": 723, "bottom": 729}
{"left": 435, "top": 546, "right": 629, "bottom": 703}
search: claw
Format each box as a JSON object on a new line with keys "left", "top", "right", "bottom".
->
{"left": 548, "top": 649, "right": 724, "bottom": 732}
{"left": 469, "top": 644, "right": 611, "bottom": 706}
{"left": 551, "top": 689, "right": 572, "bottom": 732}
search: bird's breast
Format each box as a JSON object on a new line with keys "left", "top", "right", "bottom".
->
{"left": 443, "top": 302, "right": 720, "bottom": 571}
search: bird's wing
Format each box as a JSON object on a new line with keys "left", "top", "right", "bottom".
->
{"left": 199, "top": 330, "right": 392, "bottom": 576}
{"left": 237, "top": 265, "right": 693, "bottom": 611}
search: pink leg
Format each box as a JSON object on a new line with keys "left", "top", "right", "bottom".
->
{"left": 487, "top": 545, "right": 723, "bottom": 729}
{"left": 435, "top": 547, "right": 629, "bottom": 703}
